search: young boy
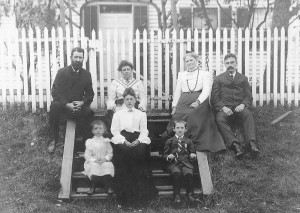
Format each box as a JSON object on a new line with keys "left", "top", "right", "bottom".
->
{"left": 163, "top": 120, "right": 197, "bottom": 203}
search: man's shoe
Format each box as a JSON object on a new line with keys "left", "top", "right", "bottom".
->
{"left": 187, "top": 193, "right": 198, "bottom": 202}
{"left": 249, "top": 141, "right": 259, "bottom": 155}
{"left": 173, "top": 194, "right": 181, "bottom": 204}
{"left": 232, "top": 142, "right": 244, "bottom": 158}
{"left": 48, "top": 141, "right": 56, "bottom": 153}
{"left": 87, "top": 187, "right": 96, "bottom": 195}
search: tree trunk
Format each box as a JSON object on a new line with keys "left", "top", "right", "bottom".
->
{"left": 171, "top": 0, "right": 178, "bottom": 31}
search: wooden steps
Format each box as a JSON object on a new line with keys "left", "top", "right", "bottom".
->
{"left": 58, "top": 116, "right": 213, "bottom": 200}
{"left": 70, "top": 169, "right": 202, "bottom": 199}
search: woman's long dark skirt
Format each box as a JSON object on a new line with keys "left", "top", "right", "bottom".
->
{"left": 113, "top": 130, "right": 158, "bottom": 203}
{"left": 166, "top": 92, "right": 226, "bottom": 152}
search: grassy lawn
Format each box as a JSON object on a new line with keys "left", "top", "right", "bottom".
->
{"left": 0, "top": 106, "right": 299, "bottom": 213}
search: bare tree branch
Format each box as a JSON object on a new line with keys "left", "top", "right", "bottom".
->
{"left": 244, "top": 0, "right": 256, "bottom": 28}
{"left": 217, "top": 0, "right": 238, "bottom": 27}
{"left": 197, "top": 0, "right": 213, "bottom": 29}
{"left": 256, "top": 0, "right": 270, "bottom": 29}
{"left": 161, "top": 0, "right": 167, "bottom": 29}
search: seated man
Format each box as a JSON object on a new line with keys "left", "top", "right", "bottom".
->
{"left": 48, "top": 47, "right": 94, "bottom": 153}
{"left": 211, "top": 53, "right": 259, "bottom": 158}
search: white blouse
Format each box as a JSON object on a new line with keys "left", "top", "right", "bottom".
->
{"left": 107, "top": 78, "right": 147, "bottom": 111}
{"left": 111, "top": 107, "right": 151, "bottom": 145}
{"left": 84, "top": 137, "right": 113, "bottom": 163}
{"left": 172, "top": 69, "right": 212, "bottom": 107}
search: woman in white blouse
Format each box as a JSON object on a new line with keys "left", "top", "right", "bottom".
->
{"left": 111, "top": 87, "right": 157, "bottom": 204}
{"left": 164, "top": 52, "right": 225, "bottom": 152}
{"left": 105, "top": 60, "right": 147, "bottom": 129}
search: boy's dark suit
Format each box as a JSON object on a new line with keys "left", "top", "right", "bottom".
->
{"left": 163, "top": 135, "right": 196, "bottom": 197}
{"left": 211, "top": 71, "right": 256, "bottom": 148}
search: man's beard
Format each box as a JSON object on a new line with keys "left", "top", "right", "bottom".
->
{"left": 72, "top": 61, "right": 83, "bottom": 70}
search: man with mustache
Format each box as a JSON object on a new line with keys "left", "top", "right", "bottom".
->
{"left": 211, "top": 53, "right": 259, "bottom": 159}
{"left": 48, "top": 47, "right": 94, "bottom": 153}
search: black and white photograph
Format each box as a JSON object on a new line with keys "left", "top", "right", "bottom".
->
{"left": 0, "top": 0, "right": 299, "bottom": 212}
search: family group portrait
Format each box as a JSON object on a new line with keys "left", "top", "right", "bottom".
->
{"left": 0, "top": 0, "right": 300, "bottom": 212}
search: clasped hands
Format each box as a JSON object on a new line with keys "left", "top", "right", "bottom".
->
{"left": 66, "top": 101, "right": 84, "bottom": 112}
{"left": 222, "top": 104, "right": 245, "bottom": 116}
{"left": 94, "top": 158, "right": 107, "bottom": 165}
{"left": 124, "top": 139, "right": 140, "bottom": 147}
{"left": 167, "top": 153, "right": 197, "bottom": 162}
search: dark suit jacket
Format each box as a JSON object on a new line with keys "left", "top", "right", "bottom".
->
{"left": 211, "top": 71, "right": 253, "bottom": 111}
{"left": 52, "top": 66, "right": 94, "bottom": 106}
{"left": 163, "top": 136, "right": 196, "bottom": 170}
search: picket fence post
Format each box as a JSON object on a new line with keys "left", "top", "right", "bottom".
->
{"left": 0, "top": 27, "right": 299, "bottom": 111}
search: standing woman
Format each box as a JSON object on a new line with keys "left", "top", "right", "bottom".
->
{"left": 106, "top": 60, "right": 147, "bottom": 129}
{"left": 164, "top": 52, "right": 226, "bottom": 152}
{"left": 111, "top": 87, "right": 157, "bottom": 204}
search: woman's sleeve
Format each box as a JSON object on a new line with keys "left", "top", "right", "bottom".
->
{"left": 104, "top": 141, "right": 113, "bottom": 161}
{"left": 111, "top": 112, "right": 126, "bottom": 144}
{"left": 107, "top": 80, "right": 117, "bottom": 110}
{"left": 197, "top": 72, "right": 212, "bottom": 104}
{"left": 172, "top": 73, "right": 183, "bottom": 107}
{"left": 84, "top": 140, "right": 96, "bottom": 163}
{"left": 137, "top": 80, "right": 147, "bottom": 111}
{"left": 137, "top": 112, "right": 151, "bottom": 144}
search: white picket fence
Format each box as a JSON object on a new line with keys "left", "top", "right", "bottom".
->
{"left": 0, "top": 26, "right": 299, "bottom": 112}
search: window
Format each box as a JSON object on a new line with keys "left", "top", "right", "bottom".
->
{"left": 100, "top": 5, "right": 132, "bottom": 13}
{"left": 134, "top": 6, "right": 148, "bottom": 31}
{"left": 194, "top": 8, "right": 218, "bottom": 29}
{"left": 180, "top": 7, "right": 231, "bottom": 29}
{"left": 237, "top": 8, "right": 249, "bottom": 28}
{"left": 220, "top": 7, "right": 232, "bottom": 28}
{"left": 82, "top": 5, "right": 98, "bottom": 38}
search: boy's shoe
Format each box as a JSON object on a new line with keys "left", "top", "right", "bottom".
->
{"left": 173, "top": 195, "right": 181, "bottom": 204}
{"left": 107, "top": 187, "right": 114, "bottom": 195}
{"left": 249, "top": 141, "right": 259, "bottom": 155}
{"left": 87, "top": 187, "right": 96, "bottom": 195}
{"left": 187, "top": 193, "right": 198, "bottom": 202}
{"left": 48, "top": 140, "right": 56, "bottom": 153}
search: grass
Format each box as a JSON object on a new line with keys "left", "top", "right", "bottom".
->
{"left": 0, "top": 106, "right": 300, "bottom": 212}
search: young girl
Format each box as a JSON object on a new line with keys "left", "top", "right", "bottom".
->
{"left": 82, "top": 120, "right": 114, "bottom": 195}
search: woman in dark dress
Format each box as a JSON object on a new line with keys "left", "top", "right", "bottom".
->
{"left": 164, "top": 52, "right": 226, "bottom": 152}
{"left": 111, "top": 88, "right": 157, "bottom": 204}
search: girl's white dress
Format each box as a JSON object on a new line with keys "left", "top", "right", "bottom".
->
{"left": 82, "top": 137, "right": 115, "bottom": 179}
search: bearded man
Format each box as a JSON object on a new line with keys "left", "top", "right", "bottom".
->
{"left": 48, "top": 47, "right": 94, "bottom": 153}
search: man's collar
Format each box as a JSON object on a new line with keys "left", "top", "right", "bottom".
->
{"left": 175, "top": 135, "right": 184, "bottom": 140}
{"left": 71, "top": 65, "right": 80, "bottom": 73}
{"left": 228, "top": 71, "right": 237, "bottom": 77}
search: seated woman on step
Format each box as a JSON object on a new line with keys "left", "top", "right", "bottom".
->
{"left": 111, "top": 87, "right": 157, "bottom": 204}
{"left": 105, "top": 60, "right": 147, "bottom": 130}
{"left": 162, "top": 52, "right": 226, "bottom": 153}
{"left": 82, "top": 120, "right": 114, "bottom": 195}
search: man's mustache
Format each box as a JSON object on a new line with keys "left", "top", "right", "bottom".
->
{"left": 227, "top": 66, "right": 234, "bottom": 70}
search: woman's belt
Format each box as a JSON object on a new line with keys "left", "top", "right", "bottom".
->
{"left": 182, "top": 90, "right": 202, "bottom": 94}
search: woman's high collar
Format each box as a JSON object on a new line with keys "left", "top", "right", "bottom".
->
{"left": 187, "top": 66, "right": 198, "bottom": 72}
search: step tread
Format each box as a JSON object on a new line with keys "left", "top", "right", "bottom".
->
{"left": 70, "top": 188, "right": 202, "bottom": 199}
{"left": 75, "top": 151, "right": 163, "bottom": 159}
{"left": 72, "top": 169, "right": 169, "bottom": 178}
{"left": 75, "top": 186, "right": 202, "bottom": 193}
